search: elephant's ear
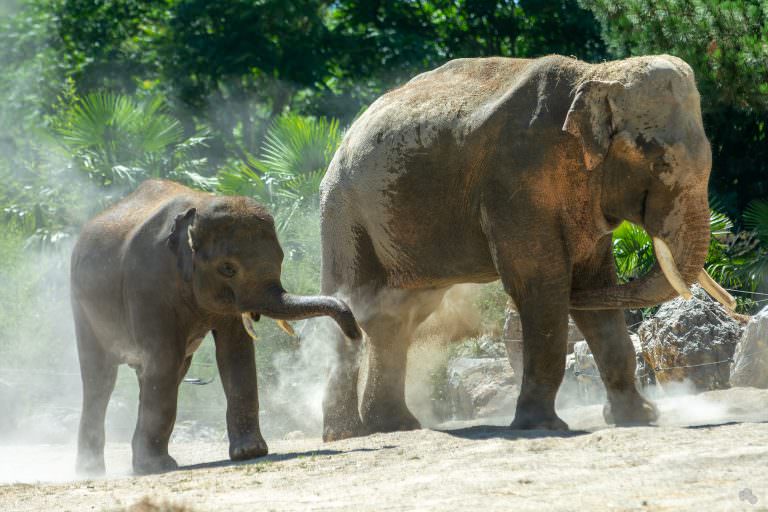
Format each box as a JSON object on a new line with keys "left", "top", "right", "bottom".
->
{"left": 167, "top": 207, "right": 197, "bottom": 281}
{"left": 562, "top": 80, "right": 625, "bottom": 170}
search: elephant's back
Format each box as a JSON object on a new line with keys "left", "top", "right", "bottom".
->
{"left": 325, "top": 57, "right": 539, "bottom": 187}
{"left": 70, "top": 180, "right": 195, "bottom": 292}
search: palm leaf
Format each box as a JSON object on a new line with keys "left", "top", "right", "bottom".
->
{"left": 258, "top": 114, "right": 341, "bottom": 179}
{"left": 744, "top": 199, "right": 768, "bottom": 244}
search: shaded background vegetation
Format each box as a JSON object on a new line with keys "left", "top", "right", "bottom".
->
{"left": 0, "top": 0, "right": 766, "bottom": 438}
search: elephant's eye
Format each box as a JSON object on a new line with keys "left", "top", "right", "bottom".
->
{"left": 218, "top": 262, "right": 237, "bottom": 278}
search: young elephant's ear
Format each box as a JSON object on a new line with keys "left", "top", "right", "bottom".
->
{"left": 562, "top": 80, "right": 625, "bottom": 170}
{"left": 166, "top": 208, "right": 197, "bottom": 281}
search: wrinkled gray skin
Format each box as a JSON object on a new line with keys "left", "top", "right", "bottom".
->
{"left": 71, "top": 180, "right": 361, "bottom": 475}
{"left": 320, "top": 55, "right": 711, "bottom": 440}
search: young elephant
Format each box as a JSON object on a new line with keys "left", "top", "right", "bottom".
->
{"left": 71, "top": 179, "right": 361, "bottom": 475}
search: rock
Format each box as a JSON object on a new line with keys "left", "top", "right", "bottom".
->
{"left": 570, "top": 341, "right": 606, "bottom": 404}
{"left": 567, "top": 317, "right": 585, "bottom": 344}
{"left": 731, "top": 306, "right": 768, "bottom": 388}
{"left": 501, "top": 306, "right": 524, "bottom": 384}
{"left": 638, "top": 285, "right": 743, "bottom": 392}
{"left": 560, "top": 337, "right": 654, "bottom": 406}
{"left": 452, "top": 334, "right": 507, "bottom": 359}
{"left": 624, "top": 309, "right": 645, "bottom": 332}
{"left": 446, "top": 357, "right": 517, "bottom": 420}
{"left": 171, "top": 420, "right": 223, "bottom": 443}
{"left": 632, "top": 334, "right": 656, "bottom": 387}
{"left": 283, "top": 430, "right": 306, "bottom": 440}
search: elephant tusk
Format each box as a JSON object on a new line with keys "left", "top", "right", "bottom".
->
{"left": 697, "top": 269, "right": 737, "bottom": 310}
{"left": 276, "top": 319, "right": 296, "bottom": 336}
{"left": 653, "top": 237, "right": 693, "bottom": 300}
{"left": 241, "top": 313, "right": 259, "bottom": 342}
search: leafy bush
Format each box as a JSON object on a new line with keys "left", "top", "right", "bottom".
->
{"left": 52, "top": 91, "right": 213, "bottom": 190}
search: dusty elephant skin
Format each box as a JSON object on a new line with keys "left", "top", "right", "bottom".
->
{"left": 70, "top": 180, "right": 361, "bottom": 476}
{"left": 319, "top": 55, "right": 718, "bottom": 440}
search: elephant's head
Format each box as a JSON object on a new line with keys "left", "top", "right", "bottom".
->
{"left": 564, "top": 55, "right": 734, "bottom": 310}
{"left": 167, "top": 196, "right": 362, "bottom": 340}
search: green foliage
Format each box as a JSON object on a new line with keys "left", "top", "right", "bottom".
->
{"left": 742, "top": 199, "right": 768, "bottom": 289}
{"left": 612, "top": 221, "right": 654, "bottom": 282}
{"left": 218, "top": 114, "right": 340, "bottom": 211}
{"left": 0, "top": 227, "right": 73, "bottom": 368}
{"left": 52, "top": 91, "right": 212, "bottom": 190}
{"left": 744, "top": 199, "right": 768, "bottom": 244}
{"left": 258, "top": 115, "right": 340, "bottom": 205}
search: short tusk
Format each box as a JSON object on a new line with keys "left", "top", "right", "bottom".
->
{"left": 241, "top": 313, "right": 259, "bottom": 342}
{"left": 653, "top": 237, "right": 693, "bottom": 300}
{"left": 697, "top": 269, "right": 737, "bottom": 310}
{"left": 276, "top": 319, "right": 296, "bottom": 336}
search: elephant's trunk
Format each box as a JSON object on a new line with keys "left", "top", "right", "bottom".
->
{"left": 248, "top": 285, "right": 362, "bottom": 340}
{"left": 570, "top": 200, "right": 711, "bottom": 310}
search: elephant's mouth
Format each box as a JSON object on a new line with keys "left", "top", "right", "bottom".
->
{"left": 241, "top": 312, "right": 296, "bottom": 342}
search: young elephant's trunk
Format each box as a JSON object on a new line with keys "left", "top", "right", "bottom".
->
{"left": 250, "top": 285, "right": 362, "bottom": 340}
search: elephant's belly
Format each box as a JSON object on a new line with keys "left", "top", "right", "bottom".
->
{"left": 371, "top": 222, "right": 499, "bottom": 289}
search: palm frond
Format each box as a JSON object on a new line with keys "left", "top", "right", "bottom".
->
{"left": 744, "top": 199, "right": 768, "bottom": 244}
{"left": 257, "top": 114, "right": 341, "bottom": 179}
{"left": 52, "top": 91, "right": 204, "bottom": 189}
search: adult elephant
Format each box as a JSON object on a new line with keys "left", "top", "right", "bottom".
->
{"left": 319, "top": 55, "right": 735, "bottom": 441}
{"left": 71, "top": 179, "right": 361, "bottom": 475}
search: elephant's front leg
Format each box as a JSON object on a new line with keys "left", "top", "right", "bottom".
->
{"left": 509, "top": 287, "right": 571, "bottom": 430}
{"left": 213, "top": 320, "right": 268, "bottom": 461}
{"left": 483, "top": 199, "right": 571, "bottom": 430}
{"left": 570, "top": 309, "right": 658, "bottom": 426}
{"left": 570, "top": 241, "right": 658, "bottom": 426}
{"left": 132, "top": 358, "right": 185, "bottom": 475}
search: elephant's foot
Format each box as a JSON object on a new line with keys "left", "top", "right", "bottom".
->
{"left": 510, "top": 403, "right": 569, "bottom": 431}
{"left": 604, "top": 392, "right": 658, "bottom": 426}
{"left": 229, "top": 433, "right": 269, "bottom": 461}
{"left": 75, "top": 454, "right": 105, "bottom": 477}
{"left": 323, "top": 414, "right": 369, "bottom": 442}
{"left": 361, "top": 403, "right": 421, "bottom": 434}
{"left": 132, "top": 453, "right": 178, "bottom": 475}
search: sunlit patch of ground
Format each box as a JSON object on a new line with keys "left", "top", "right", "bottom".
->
{"left": 1, "top": 387, "right": 767, "bottom": 512}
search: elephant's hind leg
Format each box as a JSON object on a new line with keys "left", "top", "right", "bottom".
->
{"left": 320, "top": 210, "right": 377, "bottom": 441}
{"left": 359, "top": 288, "right": 446, "bottom": 434}
{"left": 322, "top": 318, "right": 368, "bottom": 441}
{"left": 74, "top": 310, "right": 118, "bottom": 476}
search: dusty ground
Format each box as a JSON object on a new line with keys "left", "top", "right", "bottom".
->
{"left": 1, "top": 387, "right": 767, "bottom": 512}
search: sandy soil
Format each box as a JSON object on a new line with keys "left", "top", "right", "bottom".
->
{"left": 1, "top": 387, "right": 767, "bottom": 512}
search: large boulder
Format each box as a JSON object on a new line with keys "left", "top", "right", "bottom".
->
{"left": 731, "top": 306, "right": 768, "bottom": 388}
{"left": 638, "top": 285, "right": 743, "bottom": 392}
{"left": 559, "top": 336, "right": 650, "bottom": 406}
{"left": 446, "top": 357, "right": 517, "bottom": 420}
{"left": 561, "top": 341, "right": 606, "bottom": 405}
{"left": 445, "top": 335, "right": 517, "bottom": 420}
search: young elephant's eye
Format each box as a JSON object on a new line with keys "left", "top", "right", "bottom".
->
{"left": 218, "top": 262, "right": 237, "bottom": 278}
